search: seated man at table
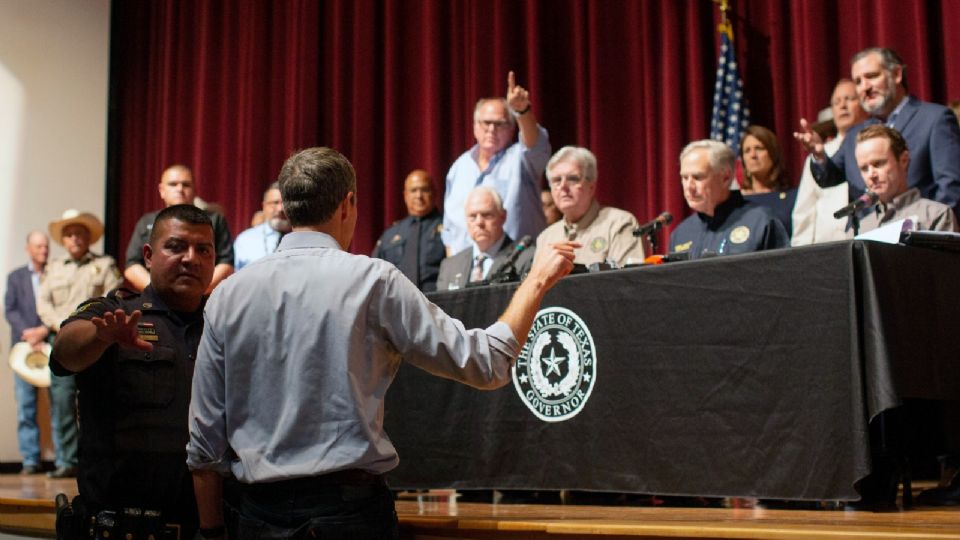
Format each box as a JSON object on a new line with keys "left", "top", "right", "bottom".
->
{"left": 536, "top": 146, "right": 646, "bottom": 267}
{"left": 670, "top": 140, "right": 789, "bottom": 259}
{"left": 853, "top": 125, "right": 958, "bottom": 234}
{"left": 436, "top": 186, "right": 534, "bottom": 290}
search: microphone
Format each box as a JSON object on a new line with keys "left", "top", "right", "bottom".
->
{"left": 487, "top": 235, "right": 533, "bottom": 283}
{"left": 833, "top": 191, "right": 879, "bottom": 219}
{"left": 633, "top": 212, "right": 673, "bottom": 237}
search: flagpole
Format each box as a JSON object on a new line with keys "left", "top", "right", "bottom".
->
{"left": 712, "top": 0, "right": 732, "bottom": 38}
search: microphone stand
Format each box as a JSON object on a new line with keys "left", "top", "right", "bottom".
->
{"left": 851, "top": 213, "right": 861, "bottom": 236}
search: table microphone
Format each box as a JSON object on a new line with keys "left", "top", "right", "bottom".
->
{"left": 487, "top": 235, "right": 533, "bottom": 283}
{"left": 833, "top": 191, "right": 879, "bottom": 219}
{"left": 633, "top": 212, "right": 673, "bottom": 236}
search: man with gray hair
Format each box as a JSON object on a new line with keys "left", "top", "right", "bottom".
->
{"left": 670, "top": 140, "right": 788, "bottom": 259}
{"left": 436, "top": 186, "right": 534, "bottom": 290}
{"left": 537, "top": 145, "right": 646, "bottom": 267}
{"left": 794, "top": 46, "right": 960, "bottom": 216}
{"left": 188, "top": 147, "right": 577, "bottom": 537}
{"left": 442, "top": 71, "right": 551, "bottom": 254}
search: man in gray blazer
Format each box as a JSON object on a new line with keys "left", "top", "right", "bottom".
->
{"left": 436, "top": 186, "right": 534, "bottom": 291}
{"left": 795, "top": 47, "right": 960, "bottom": 215}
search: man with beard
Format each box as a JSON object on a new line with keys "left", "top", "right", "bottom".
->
{"left": 233, "top": 182, "right": 292, "bottom": 270}
{"left": 794, "top": 47, "right": 960, "bottom": 216}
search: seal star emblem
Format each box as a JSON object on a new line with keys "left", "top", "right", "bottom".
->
{"left": 542, "top": 345, "right": 565, "bottom": 376}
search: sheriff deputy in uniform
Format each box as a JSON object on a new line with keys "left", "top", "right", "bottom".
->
{"left": 50, "top": 204, "right": 215, "bottom": 540}
{"left": 670, "top": 139, "right": 789, "bottom": 259}
{"left": 371, "top": 169, "right": 445, "bottom": 291}
{"left": 37, "top": 209, "right": 124, "bottom": 479}
{"left": 536, "top": 146, "right": 646, "bottom": 267}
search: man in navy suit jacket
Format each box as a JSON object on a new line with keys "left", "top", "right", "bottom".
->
{"left": 3, "top": 231, "right": 50, "bottom": 474}
{"left": 795, "top": 47, "right": 960, "bottom": 215}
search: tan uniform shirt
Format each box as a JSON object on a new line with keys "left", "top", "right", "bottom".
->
{"left": 858, "top": 187, "right": 959, "bottom": 235}
{"left": 537, "top": 200, "right": 646, "bottom": 267}
{"left": 37, "top": 251, "right": 123, "bottom": 331}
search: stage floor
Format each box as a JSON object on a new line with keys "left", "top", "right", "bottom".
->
{"left": 2, "top": 475, "right": 959, "bottom": 539}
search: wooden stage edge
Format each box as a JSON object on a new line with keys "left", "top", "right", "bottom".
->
{"left": 3, "top": 476, "right": 960, "bottom": 539}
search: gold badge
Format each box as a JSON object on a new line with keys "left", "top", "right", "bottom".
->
{"left": 729, "top": 226, "right": 750, "bottom": 244}
{"left": 674, "top": 241, "right": 692, "bottom": 252}
{"left": 589, "top": 237, "right": 607, "bottom": 253}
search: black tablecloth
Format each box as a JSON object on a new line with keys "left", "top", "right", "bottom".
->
{"left": 383, "top": 241, "right": 960, "bottom": 500}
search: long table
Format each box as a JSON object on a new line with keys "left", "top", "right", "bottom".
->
{"left": 383, "top": 240, "right": 960, "bottom": 500}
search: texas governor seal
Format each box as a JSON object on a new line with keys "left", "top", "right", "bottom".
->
{"left": 513, "top": 306, "right": 597, "bottom": 422}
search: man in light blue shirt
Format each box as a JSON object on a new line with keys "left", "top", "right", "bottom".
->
{"left": 442, "top": 71, "right": 551, "bottom": 254}
{"left": 233, "top": 182, "right": 291, "bottom": 270}
{"left": 188, "top": 147, "right": 577, "bottom": 538}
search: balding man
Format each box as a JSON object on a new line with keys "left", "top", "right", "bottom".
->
{"left": 670, "top": 140, "right": 788, "bottom": 259}
{"left": 437, "top": 186, "right": 534, "bottom": 291}
{"left": 371, "top": 169, "right": 445, "bottom": 291}
{"left": 442, "top": 72, "right": 551, "bottom": 254}
{"left": 124, "top": 165, "right": 234, "bottom": 291}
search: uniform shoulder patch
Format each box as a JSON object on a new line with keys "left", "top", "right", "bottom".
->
{"left": 674, "top": 241, "right": 692, "bottom": 252}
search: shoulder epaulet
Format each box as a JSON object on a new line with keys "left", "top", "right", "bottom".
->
{"left": 108, "top": 287, "right": 140, "bottom": 301}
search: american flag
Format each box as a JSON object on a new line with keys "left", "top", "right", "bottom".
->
{"left": 710, "top": 26, "right": 750, "bottom": 155}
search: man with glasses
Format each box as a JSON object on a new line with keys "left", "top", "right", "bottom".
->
{"left": 536, "top": 146, "right": 646, "bottom": 267}
{"left": 436, "top": 186, "right": 534, "bottom": 290}
{"left": 670, "top": 140, "right": 788, "bottom": 259}
{"left": 442, "top": 71, "right": 551, "bottom": 254}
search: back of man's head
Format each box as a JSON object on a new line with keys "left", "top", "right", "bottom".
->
{"left": 279, "top": 147, "right": 357, "bottom": 227}
{"left": 150, "top": 204, "right": 213, "bottom": 245}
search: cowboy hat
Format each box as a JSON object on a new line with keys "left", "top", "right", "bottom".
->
{"left": 49, "top": 209, "right": 104, "bottom": 245}
{"left": 8, "top": 341, "right": 51, "bottom": 387}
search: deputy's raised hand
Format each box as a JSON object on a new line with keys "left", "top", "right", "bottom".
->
{"left": 91, "top": 309, "right": 153, "bottom": 351}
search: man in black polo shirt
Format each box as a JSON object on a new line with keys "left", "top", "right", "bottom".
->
{"left": 51, "top": 205, "right": 215, "bottom": 539}
{"left": 670, "top": 139, "right": 789, "bottom": 259}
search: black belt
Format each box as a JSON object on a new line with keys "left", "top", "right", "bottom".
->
{"left": 238, "top": 469, "right": 384, "bottom": 494}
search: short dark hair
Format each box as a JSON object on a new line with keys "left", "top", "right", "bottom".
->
{"left": 851, "top": 47, "right": 908, "bottom": 90}
{"left": 149, "top": 204, "right": 213, "bottom": 244}
{"left": 278, "top": 147, "right": 357, "bottom": 226}
{"left": 856, "top": 124, "right": 909, "bottom": 159}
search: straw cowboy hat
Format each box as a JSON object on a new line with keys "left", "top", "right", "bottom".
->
{"left": 8, "top": 341, "right": 52, "bottom": 387}
{"left": 48, "top": 209, "right": 104, "bottom": 245}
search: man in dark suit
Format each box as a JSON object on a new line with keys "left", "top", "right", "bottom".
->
{"left": 3, "top": 231, "right": 50, "bottom": 475}
{"left": 436, "top": 186, "right": 533, "bottom": 291}
{"left": 794, "top": 47, "right": 960, "bottom": 215}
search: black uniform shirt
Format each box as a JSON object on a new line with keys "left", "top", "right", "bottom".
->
{"left": 669, "top": 191, "right": 790, "bottom": 260}
{"left": 50, "top": 286, "right": 204, "bottom": 529}
{"left": 371, "top": 208, "right": 445, "bottom": 292}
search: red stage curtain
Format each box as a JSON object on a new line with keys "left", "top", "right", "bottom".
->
{"left": 107, "top": 0, "right": 960, "bottom": 258}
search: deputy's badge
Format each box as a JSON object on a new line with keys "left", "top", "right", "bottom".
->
{"left": 513, "top": 307, "right": 597, "bottom": 422}
{"left": 729, "top": 226, "right": 750, "bottom": 244}
{"left": 137, "top": 322, "right": 159, "bottom": 342}
{"left": 589, "top": 237, "right": 607, "bottom": 253}
{"left": 390, "top": 234, "right": 402, "bottom": 244}
{"left": 674, "top": 241, "right": 692, "bottom": 252}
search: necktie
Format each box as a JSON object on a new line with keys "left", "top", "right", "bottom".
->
{"left": 469, "top": 254, "right": 486, "bottom": 283}
{"left": 398, "top": 218, "right": 421, "bottom": 285}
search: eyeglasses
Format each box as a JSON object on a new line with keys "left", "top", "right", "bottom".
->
{"left": 548, "top": 174, "right": 585, "bottom": 188}
{"left": 476, "top": 119, "right": 511, "bottom": 130}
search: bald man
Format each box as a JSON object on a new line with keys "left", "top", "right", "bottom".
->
{"left": 371, "top": 169, "right": 445, "bottom": 291}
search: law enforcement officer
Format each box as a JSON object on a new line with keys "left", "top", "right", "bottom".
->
{"left": 37, "top": 210, "right": 124, "bottom": 479}
{"left": 50, "top": 204, "right": 215, "bottom": 539}
{"left": 536, "top": 146, "right": 646, "bottom": 267}
{"left": 124, "top": 164, "right": 233, "bottom": 292}
{"left": 669, "top": 140, "right": 789, "bottom": 259}
{"left": 371, "top": 169, "right": 445, "bottom": 291}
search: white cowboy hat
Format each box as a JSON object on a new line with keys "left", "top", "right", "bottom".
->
{"left": 8, "top": 341, "right": 52, "bottom": 388}
{"left": 48, "top": 209, "right": 104, "bottom": 245}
